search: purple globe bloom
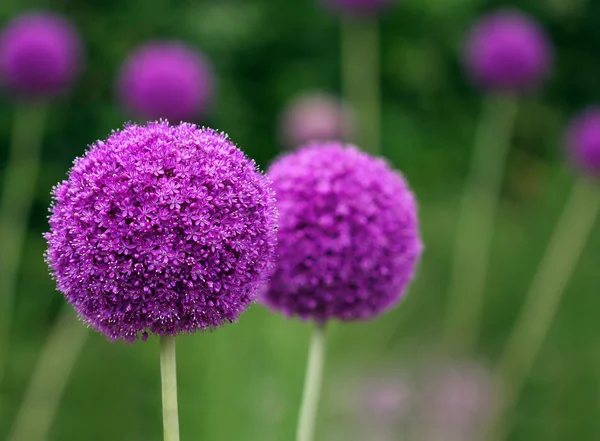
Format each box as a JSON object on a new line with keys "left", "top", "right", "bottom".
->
{"left": 322, "top": 0, "right": 393, "bottom": 15}
{"left": 463, "top": 10, "right": 552, "bottom": 92}
{"left": 564, "top": 108, "right": 600, "bottom": 177}
{"left": 0, "top": 12, "right": 82, "bottom": 98}
{"left": 261, "top": 143, "right": 422, "bottom": 321}
{"left": 279, "top": 92, "right": 355, "bottom": 150}
{"left": 45, "top": 121, "right": 277, "bottom": 342}
{"left": 118, "top": 42, "right": 214, "bottom": 123}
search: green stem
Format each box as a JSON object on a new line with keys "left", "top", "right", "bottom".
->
{"left": 490, "top": 179, "right": 600, "bottom": 441}
{"left": 160, "top": 335, "right": 180, "bottom": 441}
{"left": 7, "top": 307, "right": 88, "bottom": 441}
{"left": 445, "top": 95, "right": 519, "bottom": 353}
{"left": 341, "top": 16, "right": 380, "bottom": 155}
{"left": 0, "top": 102, "right": 47, "bottom": 385}
{"left": 296, "top": 323, "right": 327, "bottom": 441}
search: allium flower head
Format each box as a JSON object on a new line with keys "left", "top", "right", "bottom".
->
{"left": 322, "top": 0, "right": 393, "bottom": 15}
{"left": 261, "top": 143, "right": 422, "bottom": 321}
{"left": 464, "top": 10, "right": 552, "bottom": 92}
{"left": 118, "top": 42, "right": 214, "bottom": 122}
{"left": 45, "top": 121, "right": 277, "bottom": 342}
{"left": 279, "top": 92, "right": 355, "bottom": 150}
{"left": 0, "top": 12, "right": 82, "bottom": 97}
{"left": 564, "top": 108, "right": 600, "bottom": 177}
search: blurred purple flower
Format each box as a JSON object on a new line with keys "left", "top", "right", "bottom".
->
{"left": 0, "top": 12, "right": 82, "bottom": 98}
{"left": 322, "top": 0, "right": 393, "bottom": 15}
{"left": 328, "top": 368, "right": 413, "bottom": 441}
{"left": 279, "top": 92, "right": 355, "bottom": 150}
{"left": 261, "top": 143, "right": 422, "bottom": 322}
{"left": 565, "top": 108, "right": 600, "bottom": 177}
{"left": 417, "top": 361, "right": 496, "bottom": 441}
{"left": 45, "top": 121, "right": 278, "bottom": 342}
{"left": 464, "top": 9, "right": 552, "bottom": 93}
{"left": 356, "top": 376, "right": 411, "bottom": 423}
{"left": 118, "top": 42, "right": 214, "bottom": 122}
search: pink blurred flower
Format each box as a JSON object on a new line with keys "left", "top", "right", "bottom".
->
{"left": 279, "top": 92, "right": 355, "bottom": 150}
{"left": 416, "top": 361, "right": 497, "bottom": 441}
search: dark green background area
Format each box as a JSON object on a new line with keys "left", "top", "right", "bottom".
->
{"left": 1, "top": 0, "right": 599, "bottom": 440}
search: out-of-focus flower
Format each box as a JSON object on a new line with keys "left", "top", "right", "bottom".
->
{"left": 0, "top": 12, "right": 82, "bottom": 98}
{"left": 279, "top": 92, "right": 355, "bottom": 150}
{"left": 118, "top": 42, "right": 214, "bottom": 122}
{"left": 463, "top": 10, "right": 552, "bottom": 93}
{"left": 45, "top": 121, "right": 278, "bottom": 342}
{"left": 565, "top": 108, "right": 600, "bottom": 177}
{"left": 321, "top": 0, "right": 394, "bottom": 15}
{"left": 328, "top": 368, "right": 413, "bottom": 441}
{"left": 261, "top": 143, "right": 422, "bottom": 322}
{"left": 416, "top": 361, "right": 496, "bottom": 441}
{"left": 355, "top": 376, "right": 412, "bottom": 423}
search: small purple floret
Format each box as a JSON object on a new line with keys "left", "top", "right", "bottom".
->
{"left": 118, "top": 42, "right": 214, "bottom": 122}
{"left": 0, "top": 12, "right": 82, "bottom": 97}
{"left": 45, "top": 121, "right": 278, "bottom": 342}
{"left": 261, "top": 143, "right": 422, "bottom": 322}
{"left": 464, "top": 9, "right": 552, "bottom": 93}
{"left": 565, "top": 108, "right": 600, "bottom": 177}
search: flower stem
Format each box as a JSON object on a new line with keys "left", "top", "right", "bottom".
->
{"left": 341, "top": 15, "right": 380, "bottom": 155}
{"left": 7, "top": 307, "right": 88, "bottom": 441}
{"left": 490, "top": 178, "right": 600, "bottom": 441}
{"left": 445, "top": 95, "right": 519, "bottom": 353}
{"left": 0, "top": 101, "right": 47, "bottom": 385}
{"left": 160, "top": 335, "right": 180, "bottom": 441}
{"left": 296, "top": 323, "right": 327, "bottom": 441}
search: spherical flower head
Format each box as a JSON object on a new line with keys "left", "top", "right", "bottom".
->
{"left": 0, "top": 12, "right": 82, "bottom": 98}
{"left": 261, "top": 143, "right": 422, "bottom": 322}
{"left": 322, "top": 0, "right": 394, "bottom": 15}
{"left": 45, "top": 121, "right": 277, "bottom": 342}
{"left": 463, "top": 9, "right": 552, "bottom": 93}
{"left": 564, "top": 108, "right": 600, "bottom": 177}
{"left": 118, "top": 42, "right": 214, "bottom": 123}
{"left": 279, "top": 92, "right": 355, "bottom": 150}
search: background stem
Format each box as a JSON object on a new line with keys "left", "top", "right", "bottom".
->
{"left": 341, "top": 16, "right": 380, "bottom": 155}
{"left": 7, "top": 307, "right": 88, "bottom": 441}
{"left": 160, "top": 335, "right": 180, "bottom": 441}
{"left": 445, "top": 95, "right": 519, "bottom": 353}
{"left": 490, "top": 179, "right": 600, "bottom": 441}
{"left": 296, "top": 323, "right": 327, "bottom": 441}
{"left": 0, "top": 102, "right": 47, "bottom": 385}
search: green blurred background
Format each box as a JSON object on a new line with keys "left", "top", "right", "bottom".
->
{"left": 1, "top": 0, "right": 600, "bottom": 440}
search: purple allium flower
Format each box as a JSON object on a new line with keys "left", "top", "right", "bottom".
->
{"left": 118, "top": 42, "right": 214, "bottom": 122}
{"left": 279, "top": 92, "right": 355, "bottom": 150}
{"left": 0, "top": 12, "right": 82, "bottom": 98}
{"left": 261, "top": 143, "right": 422, "bottom": 321}
{"left": 45, "top": 121, "right": 277, "bottom": 342}
{"left": 463, "top": 10, "right": 552, "bottom": 92}
{"left": 322, "top": 0, "right": 393, "bottom": 15}
{"left": 564, "top": 108, "right": 600, "bottom": 177}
